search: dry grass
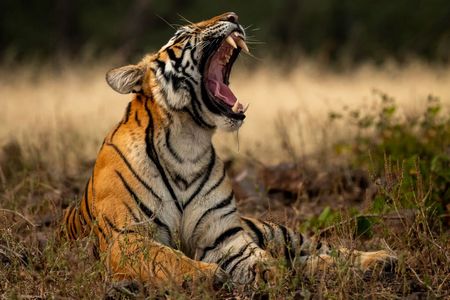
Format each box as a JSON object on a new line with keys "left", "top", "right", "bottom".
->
{"left": 0, "top": 59, "right": 449, "bottom": 299}
{"left": 1, "top": 59, "right": 449, "bottom": 161}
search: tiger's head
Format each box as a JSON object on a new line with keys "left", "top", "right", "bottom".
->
{"left": 106, "top": 12, "right": 249, "bottom": 131}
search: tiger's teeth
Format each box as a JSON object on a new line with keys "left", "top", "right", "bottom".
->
{"left": 232, "top": 101, "right": 240, "bottom": 113}
{"left": 243, "top": 104, "right": 249, "bottom": 113}
{"left": 237, "top": 39, "right": 249, "bottom": 53}
{"left": 226, "top": 36, "right": 237, "bottom": 49}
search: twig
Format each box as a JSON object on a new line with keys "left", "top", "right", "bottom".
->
{"left": 0, "top": 208, "right": 37, "bottom": 227}
{"left": 0, "top": 244, "right": 27, "bottom": 265}
{"left": 318, "top": 212, "right": 416, "bottom": 237}
{"left": 408, "top": 265, "right": 437, "bottom": 296}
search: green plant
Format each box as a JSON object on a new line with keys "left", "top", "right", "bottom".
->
{"left": 329, "top": 92, "right": 450, "bottom": 226}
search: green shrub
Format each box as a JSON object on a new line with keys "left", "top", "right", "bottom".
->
{"left": 330, "top": 91, "right": 450, "bottom": 227}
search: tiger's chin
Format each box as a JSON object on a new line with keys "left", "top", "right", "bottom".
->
{"left": 202, "top": 30, "right": 249, "bottom": 130}
{"left": 215, "top": 116, "right": 244, "bottom": 132}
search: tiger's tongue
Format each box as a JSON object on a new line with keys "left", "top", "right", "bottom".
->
{"left": 206, "top": 58, "right": 237, "bottom": 106}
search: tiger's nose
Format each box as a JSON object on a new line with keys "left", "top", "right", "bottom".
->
{"left": 223, "top": 12, "right": 238, "bottom": 24}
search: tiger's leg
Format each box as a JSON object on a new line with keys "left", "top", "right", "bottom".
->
{"left": 300, "top": 248, "right": 397, "bottom": 275}
{"left": 240, "top": 217, "right": 396, "bottom": 274}
{"left": 104, "top": 231, "right": 226, "bottom": 288}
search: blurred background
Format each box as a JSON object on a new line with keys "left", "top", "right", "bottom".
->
{"left": 1, "top": 0, "right": 449, "bottom": 64}
{"left": 1, "top": 0, "right": 450, "bottom": 158}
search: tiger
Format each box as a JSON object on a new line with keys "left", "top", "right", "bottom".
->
{"left": 62, "top": 12, "right": 396, "bottom": 288}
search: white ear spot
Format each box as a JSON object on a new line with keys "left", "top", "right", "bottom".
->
{"left": 106, "top": 65, "right": 144, "bottom": 94}
{"left": 132, "top": 85, "right": 142, "bottom": 93}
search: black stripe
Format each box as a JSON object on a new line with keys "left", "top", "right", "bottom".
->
{"left": 91, "top": 168, "right": 96, "bottom": 200}
{"left": 188, "top": 145, "right": 210, "bottom": 164}
{"left": 199, "top": 227, "right": 243, "bottom": 261}
{"left": 183, "top": 78, "right": 215, "bottom": 129}
{"left": 228, "top": 252, "right": 253, "bottom": 276}
{"left": 166, "top": 48, "right": 179, "bottom": 64}
{"left": 104, "top": 215, "right": 136, "bottom": 234}
{"left": 204, "top": 167, "right": 226, "bottom": 196}
{"left": 115, "top": 170, "right": 158, "bottom": 220}
{"left": 186, "top": 166, "right": 208, "bottom": 187}
{"left": 298, "top": 233, "right": 304, "bottom": 246}
{"left": 242, "top": 218, "right": 266, "bottom": 248}
{"left": 182, "top": 107, "right": 214, "bottom": 129}
{"left": 177, "top": 51, "right": 199, "bottom": 85}
{"left": 110, "top": 122, "right": 121, "bottom": 142}
{"left": 168, "top": 72, "right": 182, "bottom": 90}
{"left": 96, "top": 223, "right": 107, "bottom": 241}
{"left": 186, "top": 80, "right": 216, "bottom": 128}
{"left": 134, "top": 111, "right": 141, "bottom": 127}
{"left": 279, "top": 224, "right": 295, "bottom": 261}
{"left": 189, "top": 81, "right": 204, "bottom": 113}
{"left": 220, "top": 208, "right": 237, "bottom": 219}
{"left": 155, "top": 59, "right": 168, "bottom": 81}
{"left": 105, "top": 142, "right": 163, "bottom": 203}
{"left": 72, "top": 208, "right": 81, "bottom": 239}
{"left": 154, "top": 61, "right": 178, "bottom": 112}
{"left": 123, "top": 102, "right": 132, "bottom": 123}
{"left": 144, "top": 101, "right": 183, "bottom": 213}
{"left": 172, "top": 34, "right": 187, "bottom": 45}
{"left": 123, "top": 201, "right": 140, "bottom": 223}
{"left": 169, "top": 153, "right": 216, "bottom": 190}
{"left": 192, "top": 192, "right": 234, "bottom": 235}
{"left": 220, "top": 242, "right": 251, "bottom": 271}
{"left": 83, "top": 179, "right": 93, "bottom": 222}
{"left": 261, "top": 220, "right": 275, "bottom": 240}
{"left": 190, "top": 37, "right": 199, "bottom": 65}
{"left": 165, "top": 128, "right": 183, "bottom": 163}
{"left": 183, "top": 147, "right": 215, "bottom": 208}
{"left": 180, "top": 67, "right": 198, "bottom": 85}
{"left": 115, "top": 170, "right": 172, "bottom": 242}
{"left": 67, "top": 207, "right": 77, "bottom": 239}
{"left": 173, "top": 172, "right": 188, "bottom": 190}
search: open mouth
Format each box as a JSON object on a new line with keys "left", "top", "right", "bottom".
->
{"left": 204, "top": 32, "right": 249, "bottom": 120}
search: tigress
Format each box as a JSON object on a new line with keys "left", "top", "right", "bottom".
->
{"left": 62, "top": 12, "right": 396, "bottom": 288}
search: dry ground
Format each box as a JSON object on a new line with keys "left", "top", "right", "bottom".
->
{"left": 0, "top": 60, "right": 449, "bottom": 299}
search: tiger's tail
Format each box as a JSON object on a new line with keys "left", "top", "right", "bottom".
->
{"left": 62, "top": 205, "right": 90, "bottom": 240}
{"left": 61, "top": 178, "right": 96, "bottom": 240}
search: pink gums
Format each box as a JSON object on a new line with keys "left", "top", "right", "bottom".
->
{"left": 205, "top": 41, "right": 237, "bottom": 106}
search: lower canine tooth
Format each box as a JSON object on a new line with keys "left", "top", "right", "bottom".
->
{"left": 237, "top": 39, "right": 249, "bottom": 53}
{"left": 242, "top": 104, "right": 249, "bottom": 113}
{"left": 232, "top": 101, "right": 240, "bottom": 113}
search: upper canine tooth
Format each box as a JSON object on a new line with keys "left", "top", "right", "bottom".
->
{"left": 234, "top": 32, "right": 243, "bottom": 39}
{"left": 226, "top": 36, "right": 237, "bottom": 49}
{"left": 237, "top": 39, "right": 249, "bottom": 53}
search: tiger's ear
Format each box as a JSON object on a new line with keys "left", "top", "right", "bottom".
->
{"left": 106, "top": 65, "right": 144, "bottom": 94}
